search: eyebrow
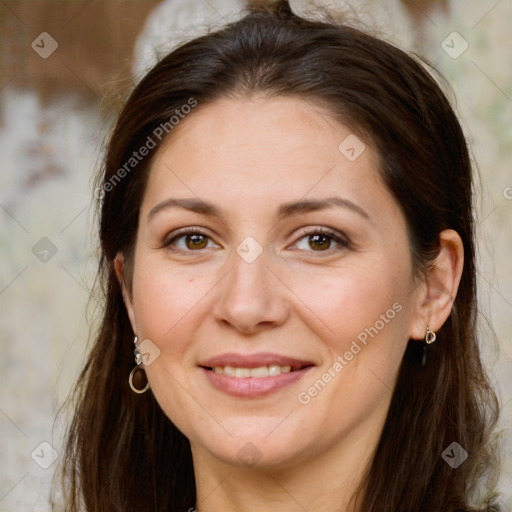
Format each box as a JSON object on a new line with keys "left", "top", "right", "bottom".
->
{"left": 146, "top": 196, "right": 370, "bottom": 223}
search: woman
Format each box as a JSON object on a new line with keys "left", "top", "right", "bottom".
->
{"left": 53, "top": 1, "right": 502, "bottom": 510}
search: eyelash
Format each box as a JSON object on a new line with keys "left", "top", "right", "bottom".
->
{"left": 162, "top": 226, "right": 350, "bottom": 255}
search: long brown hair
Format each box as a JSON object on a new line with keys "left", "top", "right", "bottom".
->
{"left": 52, "top": 1, "right": 501, "bottom": 510}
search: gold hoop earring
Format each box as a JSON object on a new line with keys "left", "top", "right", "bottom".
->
{"left": 425, "top": 326, "right": 437, "bottom": 344}
{"left": 128, "top": 336, "right": 150, "bottom": 394}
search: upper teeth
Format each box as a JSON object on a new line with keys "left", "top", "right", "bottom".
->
{"left": 213, "top": 365, "right": 292, "bottom": 377}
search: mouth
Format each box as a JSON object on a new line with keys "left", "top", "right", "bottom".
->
{"left": 200, "top": 363, "right": 314, "bottom": 378}
{"left": 198, "top": 352, "right": 315, "bottom": 398}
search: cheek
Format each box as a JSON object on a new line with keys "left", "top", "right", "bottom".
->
{"left": 129, "top": 261, "right": 215, "bottom": 434}
{"left": 130, "top": 258, "right": 217, "bottom": 354}
{"left": 289, "top": 263, "right": 410, "bottom": 440}
{"left": 284, "top": 258, "right": 407, "bottom": 349}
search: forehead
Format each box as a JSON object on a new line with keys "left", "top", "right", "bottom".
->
{"left": 142, "top": 95, "right": 390, "bottom": 221}
{"left": 154, "top": 95, "right": 365, "bottom": 164}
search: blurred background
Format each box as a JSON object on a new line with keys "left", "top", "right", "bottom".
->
{"left": 0, "top": 1, "right": 511, "bottom": 510}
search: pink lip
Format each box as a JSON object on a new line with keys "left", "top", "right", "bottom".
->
{"left": 198, "top": 352, "right": 315, "bottom": 398}
{"left": 200, "top": 366, "right": 314, "bottom": 398}
{"left": 198, "top": 352, "right": 314, "bottom": 370}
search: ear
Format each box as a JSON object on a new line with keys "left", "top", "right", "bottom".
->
{"left": 409, "top": 229, "right": 464, "bottom": 340}
{"left": 114, "top": 253, "right": 137, "bottom": 334}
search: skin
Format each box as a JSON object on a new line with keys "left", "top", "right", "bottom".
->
{"left": 115, "top": 96, "right": 463, "bottom": 512}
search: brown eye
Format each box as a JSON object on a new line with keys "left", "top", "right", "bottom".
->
{"left": 163, "top": 229, "right": 218, "bottom": 253}
{"left": 308, "top": 233, "right": 332, "bottom": 251}
{"left": 292, "top": 227, "right": 350, "bottom": 254}
{"left": 185, "top": 233, "right": 208, "bottom": 250}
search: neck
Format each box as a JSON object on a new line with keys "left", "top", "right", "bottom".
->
{"left": 191, "top": 414, "right": 384, "bottom": 512}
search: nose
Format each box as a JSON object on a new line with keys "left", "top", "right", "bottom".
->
{"left": 211, "top": 247, "right": 290, "bottom": 335}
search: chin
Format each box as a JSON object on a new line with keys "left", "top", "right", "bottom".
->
{"left": 210, "top": 441, "right": 305, "bottom": 470}
{"left": 196, "top": 421, "right": 313, "bottom": 470}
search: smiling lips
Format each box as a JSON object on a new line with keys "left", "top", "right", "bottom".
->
{"left": 199, "top": 352, "right": 315, "bottom": 398}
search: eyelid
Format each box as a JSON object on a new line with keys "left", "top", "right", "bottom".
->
{"left": 162, "top": 226, "right": 219, "bottom": 249}
{"left": 162, "top": 225, "right": 351, "bottom": 254}
{"left": 290, "top": 226, "right": 351, "bottom": 251}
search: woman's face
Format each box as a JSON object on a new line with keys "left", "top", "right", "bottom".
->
{"left": 120, "top": 96, "right": 426, "bottom": 469}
